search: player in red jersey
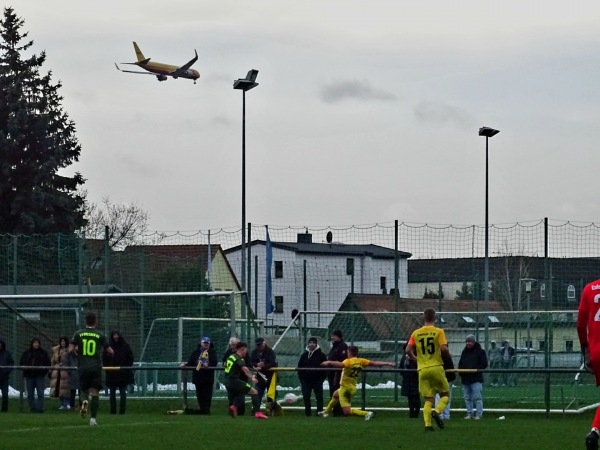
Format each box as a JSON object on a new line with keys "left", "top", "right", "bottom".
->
{"left": 576, "top": 279, "right": 600, "bottom": 450}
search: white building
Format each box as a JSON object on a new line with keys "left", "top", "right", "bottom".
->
{"left": 225, "top": 233, "right": 411, "bottom": 329}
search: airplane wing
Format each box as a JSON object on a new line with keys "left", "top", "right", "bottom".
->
{"left": 114, "top": 63, "right": 157, "bottom": 75}
{"left": 170, "top": 50, "right": 198, "bottom": 76}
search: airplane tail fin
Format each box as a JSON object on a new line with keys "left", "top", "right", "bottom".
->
{"left": 133, "top": 42, "right": 149, "bottom": 64}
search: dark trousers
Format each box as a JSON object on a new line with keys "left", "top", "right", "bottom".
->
{"left": 407, "top": 394, "right": 420, "bottom": 418}
{"left": 69, "top": 389, "right": 80, "bottom": 409}
{"left": 194, "top": 383, "right": 213, "bottom": 414}
{"left": 0, "top": 379, "right": 8, "bottom": 411}
{"left": 108, "top": 385, "right": 127, "bottom": 414}
{"left": 301, "top": 379, "right": 324, "bottom": 416}
{"left": 25, "top": 376, "right": 45, "bottom": 412}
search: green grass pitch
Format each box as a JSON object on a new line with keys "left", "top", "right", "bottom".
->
{"left": 0, "top": 398, "right": 595, "bottom": 450}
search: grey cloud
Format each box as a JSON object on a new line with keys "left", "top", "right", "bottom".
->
{"left": 320, "top": 79, "right": 397, "bottom": 104}
{"left": 413, "top": 101, "right": 476, "bottom": 130}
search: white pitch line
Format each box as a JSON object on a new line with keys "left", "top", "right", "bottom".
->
{"left": 0, "top": 420, "right": 173, "bottom": 434}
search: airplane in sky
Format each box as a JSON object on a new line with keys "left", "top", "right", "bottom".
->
{"left": 115, "top": 42, "right": 200, "bottom": 83}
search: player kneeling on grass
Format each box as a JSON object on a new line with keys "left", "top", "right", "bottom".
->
{"left": 319, "top": 345, "right": 394, "bottom": 421}
{"left": 223, "top": 342, "right": 268, "bottom": 419}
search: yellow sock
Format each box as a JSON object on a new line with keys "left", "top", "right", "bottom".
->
{"left": 423, "top": 400, "right": 433, "bottom": 427}
{"left": 324, "top": 397, "right": 338, "bottom": 414}
{"left": 436, "top": 396, "right": 449, "bottom": 414}
{"left": 351, "top": 408, "right": 368, "bottom": 417}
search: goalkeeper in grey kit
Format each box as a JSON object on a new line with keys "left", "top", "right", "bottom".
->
{"left": 223, "top": 341, "right": 268, "bottom": 419}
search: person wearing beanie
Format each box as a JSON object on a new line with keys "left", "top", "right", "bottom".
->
{"left": 297, "top": 337, "right": 327, "bottom": 416}
{"left": 183, "top": 336, "right": 217, "bottom": 414}
{"left": 458, "top": 334, "right": 488, "bottom": 419}
{"left": 327, "top": 330, "right": 348, "bottom": 416}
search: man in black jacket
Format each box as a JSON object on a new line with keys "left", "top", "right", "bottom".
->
{"left": 327, "top": 330, "right": 348, "bottom": 416}
{"left": 20, "top": 338, "right": 51, "bottom": 413}
{"left": 184, "top": 336, "right": 218, "bottom": 415}
{"left": 458, "top": 334, "right": 488, "bottom": 419}
{"left": 249, "top": 337, "right": 277, "bottom": 406}
{"left": 297, "top": 337, "right": 327, "bottom": 416}
{"left": 0, "top": 337, "right": 14, "bottom": 412}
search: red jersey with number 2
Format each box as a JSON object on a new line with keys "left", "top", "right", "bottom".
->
{"left": 577, "top": 279, "right": 600, "bottom": 385}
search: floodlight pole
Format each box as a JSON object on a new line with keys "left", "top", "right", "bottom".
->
{"left": 234, "top": 70, "right": 259, "bottom": 298}
{"left": 479, "top": 126, "right": 499, "bottom": 355}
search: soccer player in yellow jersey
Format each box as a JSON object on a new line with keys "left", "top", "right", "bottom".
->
{"left": 319, "top": 345, "right": 394, "bottom": 420}
{"left": 406, "top": 308, "right": 451, "bottom": 431}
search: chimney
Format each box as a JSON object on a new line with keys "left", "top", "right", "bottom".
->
{"left": 297, "top": 233, "right": 312, "bottom": 244}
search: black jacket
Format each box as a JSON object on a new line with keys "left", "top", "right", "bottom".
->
{"left": 399, "top": 353, "right": 419, "bottom": 397}
{"left": 103, "top": 331, "right": 135, "bottom": 388}
{"left": 297, "top": 345, "right": 327, "bottom": 384}
{"left": 327, "top": 340, "right": 348, "bottom": 362}
{"left": 249, "top": 345, "right": 277, "bottom": 382}
{"left": 0, "top": 338, "right": 14, "bottom": 381}
{"left": 186, "top": 343, "right": 217, "bottom": 385}
{"left": 458, "top": 342, "right": 488, "bottom": 385}
{"left": 20, "top": 339, "right": 51, "bottom": 378}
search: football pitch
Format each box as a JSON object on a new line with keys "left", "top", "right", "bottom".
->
{"left": 0, "top": 399, "right": 595, "bottom": 450}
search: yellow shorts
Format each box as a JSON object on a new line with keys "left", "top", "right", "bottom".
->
{"left": 418, "top": 365, "right": 449, "bottom": 398}
{"left": 338, "top": 385, "right": 356, "bottom": 408}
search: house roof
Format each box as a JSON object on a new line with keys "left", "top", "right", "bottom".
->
{"left": 329, "top": 294, "right": 504, "bottom": 341}
{"left": 226, "top": 240, "right": 412, "bottom": 259}
{"left": 122, "top": 244, "right": 219, "bottom": 261}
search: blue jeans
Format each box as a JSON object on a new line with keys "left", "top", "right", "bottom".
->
{"left": 25, "top": 376, "right": 46, "bottom": 412}
{"left": 463, "top": 382, "right": 483, "bottom": 418}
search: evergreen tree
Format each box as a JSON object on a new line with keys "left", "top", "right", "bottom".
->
{"left": 0, "top": 7, "right": 85, "bottom": 234}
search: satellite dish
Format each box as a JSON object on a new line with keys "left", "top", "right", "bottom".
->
{"left": 326, "top": 231, "right": 333, "bottom": 243}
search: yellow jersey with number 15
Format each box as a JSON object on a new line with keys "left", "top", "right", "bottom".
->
{"left": 408, "top": 325, "right": 447, "bottom": 370}
{"left": 339, "top": 357, "right": 371, "bottom": 390}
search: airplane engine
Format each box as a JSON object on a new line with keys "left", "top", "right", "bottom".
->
{"left": 156, "top": 74, "right": 168, "bottom": 82}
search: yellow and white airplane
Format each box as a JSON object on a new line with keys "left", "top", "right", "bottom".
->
{"left": 115, "top": 42, "right": 200, "bottom": 84}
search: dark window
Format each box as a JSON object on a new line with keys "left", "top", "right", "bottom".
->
{"left": 539, "top": 340, "right": 546, "bottom": 351}
{"left": 380, "top": 277, "right": 386, "bottom": 290}
{"left": 566, "top": 340, "right": 573, "bottom": 352}
{"left": 275, "top": 296, "right": 284, "bottom": 313}
{"left": 275, "top": 261, "right": 283, "bottom": 278}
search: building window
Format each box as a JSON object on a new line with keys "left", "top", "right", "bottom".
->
{"left": 380, "top": 276, "right": 387, "bottom": 294}
{"left": 539, "top": 340, "right": 546, "bottom": 351}
{"left": 275, "top": 261, "right": 283, "bottom": 278}
{"left": 275, "top": 296, "right": 284, "bottom": 313}
{"left": 565, "top": 340, "right": 573, "bottom": 352}
{"left": 525, "top": 340, "right": 532, "bottom": 349}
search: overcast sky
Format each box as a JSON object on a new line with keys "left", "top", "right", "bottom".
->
{"left": 13, "top": 1, "right": 600, "bottom": 232}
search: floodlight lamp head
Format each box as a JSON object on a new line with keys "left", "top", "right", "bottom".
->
{"left": 233, "top": 69, "right": 259, "bottom": 91}
{"left": 479, "top": 127, "right": 500, "bottom": 138}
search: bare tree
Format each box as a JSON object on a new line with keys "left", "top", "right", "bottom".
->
{"left": 83, "top": 195, "right": 151, "bottom": 249}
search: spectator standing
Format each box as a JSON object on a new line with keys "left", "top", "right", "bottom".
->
{"left": 487, "top": 341, "right": 501, "bottom": 386}
{"left": 103, "top": 330, "right": 134, "bottom": 415}
{"left": 62, "top": 340, "right": 80, "bottom": 411}
{"left": 0, "top": 337, "right": 14, "bottom": 412}
{"left": 20, "top": 338, "right": 51, "bottom": 413}
{"left": 297, "top": 337, "right": 327, "bottom": 416}
{"left": 50, "top": 336, "right": 70, "bottom": 410}
{"left": 249, "top": 337, "right": 277, "bottom": 406}
{"left": 399, "top": 344, "right": 420, "bottom": 418}
{"left": 327, "top": 329, "right": 348, "bottom": 416}
{"left": 458, "top": 334, "right": 488, "bottom": 420}
{"left": 184, "top": 336, "right": 217, "bottom": 415}
{"left": 500, "top": 340, "right": 516, "bottom": 386}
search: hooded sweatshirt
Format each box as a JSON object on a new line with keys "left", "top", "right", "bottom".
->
{"left": 297, "top": 344, "right": 327, "bottom": 384}
{"left": 458, "top": 341, "right": 488, "bottom": 385}
{"left": 20, "top": 338, "right": 51, "bottom": 378}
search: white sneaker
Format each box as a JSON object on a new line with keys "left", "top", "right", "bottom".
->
{"left": 59, "top": 406, "right": 65, "bottom": 410}
{"left": 89, "top": 418, "right": 97, "bottom": 426}
{"left": 66, "top": 405, "right": 71, "bottom": 410}
{"left": 464, "top": 414, "right": 472, "bottom": 419}
{"left": 474, "top": 416, "right": 481, "bottom": 420}
{"left": 365, "top": 411, "right": 374, "bottom": 421}
{"left": 318, "top": 411, "right": 329, "bottom": 418}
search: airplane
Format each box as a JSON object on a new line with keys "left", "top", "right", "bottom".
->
{"left": 115, "top": 42, "right": 200, "bottom": 84}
